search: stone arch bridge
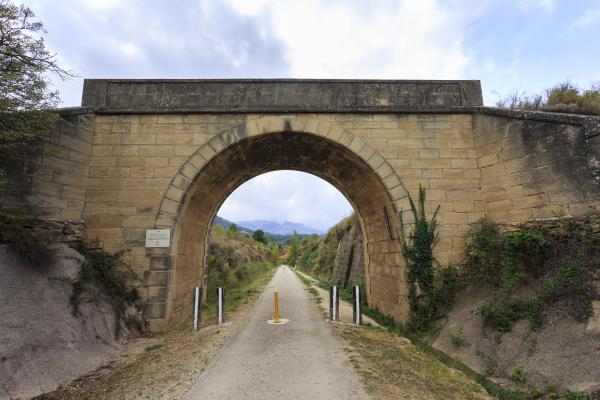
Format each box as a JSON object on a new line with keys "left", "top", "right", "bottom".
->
{"left": 6, "top": 79, "right": 600, "bottom": 333}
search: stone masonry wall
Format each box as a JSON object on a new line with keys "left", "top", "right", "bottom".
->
{"left": 84, "top": 113, "right": 479, "bottom": 275}
{"left": 7, "top": 102, "right": 599, "bottom": 333}
{"left": 1, "top": 110, "right": 94, "bottom": 222}
{"left": 473, "top": 112, "right": 600, "bottom": 222}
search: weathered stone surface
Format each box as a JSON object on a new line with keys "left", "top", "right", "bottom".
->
{"left": 347, "top": 230, "right": 365, "bottom": 286}
{"left": 82, "top": 79, "right": 483, "bottom": 112}
{"left": 332, "top": 226, "right": 355, "bottom": 285}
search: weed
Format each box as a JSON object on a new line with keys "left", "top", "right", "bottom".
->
{"left": 562, "top": 389, "right": 589, "bottom": 400}
{"left": 450, "top": 329, "right": 467, "bottom": 348}
{"left": 495, "top": 80, "right": 600, "bottom": 116}
{"left": 144, "top": 344, "right": 163, "bottom": 352}
{"left": 398, "top": 185, "right": 442, "bottom": 331}
{"left": 509, "top": 365, "right": 526, "bottom": 382}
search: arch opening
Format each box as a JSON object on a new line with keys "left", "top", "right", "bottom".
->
{"left": 159, "top": 129, "right": 408, "bottom": 327}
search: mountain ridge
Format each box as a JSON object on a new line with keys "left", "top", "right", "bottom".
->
{"left": 213, "top": 216, "right": 324, "bottom": 235}
{"left": 235, "top": 219, "right": 324, "bottom": 235}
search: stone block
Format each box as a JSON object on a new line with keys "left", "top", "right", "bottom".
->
{"left": 144, "top": 271, "right": 170, "bottom": 286}
{"left": 143, "top": 302, "right": 167, "bottom": 319}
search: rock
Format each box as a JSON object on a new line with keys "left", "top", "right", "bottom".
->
{"left": 585, "top": 301, "right": 600, "bottom": 334}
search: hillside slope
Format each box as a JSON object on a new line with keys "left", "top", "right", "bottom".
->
{"left": 0, "top": 245, "right": 121, "bottom": 399}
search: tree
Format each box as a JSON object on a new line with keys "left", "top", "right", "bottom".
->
{"left": 226, "top": 223, "right": 238, "bottom": 236}
{"left": 0, "top": 0, "right": 73, "bottom": 191}
{"left": 269, "top": 243, "right": 280, "bottom": 266}
{"left": 287, "top": 230, "right": 299, "bottom": 267}
{"left": 252, "top": 229, "right": 267, "bottom": 244}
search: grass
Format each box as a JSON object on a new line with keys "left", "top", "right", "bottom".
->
{"left": 144, "top": 344, "right": 163, "bottom": 352}
{"left": 293, "top": 269, "right": 324, "bottom": 306}
{"left": 337, "top": 325, "right": 490, "bottom": 399}
{"left": 202, "top": 261, "right": 277, "bottom": 325}
{"left": 307, "top": 287, "right": 322, "bottom": 304}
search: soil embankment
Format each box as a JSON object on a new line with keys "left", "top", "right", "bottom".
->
{"left": 0, "top": 244, "right": 120, "bottom": 399}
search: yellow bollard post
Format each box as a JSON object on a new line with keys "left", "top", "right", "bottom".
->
{"left": 273, "top": 286, "right": 280, "bottom": 324}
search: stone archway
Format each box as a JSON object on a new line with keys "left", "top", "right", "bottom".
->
{"left": 151, "top": 116, "right": 410, "bottom": 328}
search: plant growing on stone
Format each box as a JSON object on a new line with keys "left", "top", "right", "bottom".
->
{"left": 398, "top": 185, "right": 440, "bottom": 331}
{"left": 70, "top": 243, "right": 142, "bottom": 338}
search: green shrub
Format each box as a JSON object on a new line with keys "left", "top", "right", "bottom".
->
{"left": 464, "top": 216, "right": 600, "bottom": 332}
{"left": 509, "top": 365, "right": 525, "bottom": 382}
{"left": 562, "top": 389, "right": 589, "bottom": 400}
{"left": 450, "top": 329, "right": 467, "bottom": 348}
{"left": 464, "top": 218, "right": 502, "bottom": 286}
{"left": 71, "top": 243, "right": 141, "bottom": 337}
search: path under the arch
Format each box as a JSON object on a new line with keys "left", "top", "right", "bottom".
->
{"left": 183, "top": 266, "right": 368, "bottom": 399}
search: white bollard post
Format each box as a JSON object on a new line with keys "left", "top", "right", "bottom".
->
{"left": 352, "top": 285, "right": 362, "bottom": 325}
{"left": 329, "top": 286, "right": 339, "bottom": 322}
{"left": 192, "top": 287, "right": 202, "bottom": 331}
{"left": 216, "top": 287, "right": 224, "bottom": 325}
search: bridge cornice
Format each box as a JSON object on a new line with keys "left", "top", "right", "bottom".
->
{"left": 81, "top": 79, "right": 483, "bottom": 113}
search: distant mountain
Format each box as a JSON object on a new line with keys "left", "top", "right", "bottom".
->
{"left": 212, "top": 216, "right": 322, "bottom": 244}
{"left": 236, "top": 220, "right": 325, "bottom": 235}
{"left": 212, "top": 216, "right": 253, "bottom": 233}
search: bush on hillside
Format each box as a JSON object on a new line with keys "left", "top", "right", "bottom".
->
{"left": 496, "top": 81, "right": 600, "bottom": 115}
{"left": 463, "top": 215, "right": 600, "bottom": 332}
{"left": 296, "top": 214, "right": 359, "bottom": 280}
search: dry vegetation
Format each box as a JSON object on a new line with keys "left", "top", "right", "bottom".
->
{"left": 495, "top": 81, "right": 600, "bottom": 115}
{"left": 337, "top": 325, "right": 491, "bottom": 400}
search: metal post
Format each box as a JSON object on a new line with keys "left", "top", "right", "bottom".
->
{"left": 192, "top": 287, "right": 202, "bottom": 331}
{"left": 216, "top": 287, "right": 224, "bottom": 325}
{"left": 352, "top": 285, "right": 362, "bottom": 325}
{"left": 329, "top": 285, "right": 339, "bottom": 322}
{"left": 273, "top": 287, "right": 280, "bottom": 323}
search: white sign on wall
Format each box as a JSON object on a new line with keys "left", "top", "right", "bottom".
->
{"left": 145, "top": 229, "right": 171, "bottom": 248}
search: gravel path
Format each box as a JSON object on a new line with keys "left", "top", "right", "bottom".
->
{"left": 184, "top": 265, "right": 369, "bottom": 400}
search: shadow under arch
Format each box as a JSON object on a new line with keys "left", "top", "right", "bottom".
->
{"left": 152, "top": 116, "right": 410, "bottom": 328}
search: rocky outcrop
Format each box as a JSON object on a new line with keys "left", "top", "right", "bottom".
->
{"left": 331, "top": 223, "right": 364, "bottom": 288}
{"left": 331, "top": 226, "right": 354, "bottom": 285}
{"left": 347, "top": 230, "right": 365, "bottom": 286}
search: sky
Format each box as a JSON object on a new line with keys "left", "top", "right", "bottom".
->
{"left": 217, "top": 171, "right": 353, "bottom": 231}
{"left": 21, "top": 0, "right": 600, "bottom": 230}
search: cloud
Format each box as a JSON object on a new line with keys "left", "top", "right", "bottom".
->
{"left": 572, "top": 8, "right": 600, "bottom": 29}
{"left": 225, "top": 0, "right": 472, "bottom": 79}
{"left": 517, "top": 0, "right": 556, "bottom": 13}
{"left": 24, "top": 0, "right": 289, "bottom": 105}
{"left": 217, "top": 171, "right": 354, "bottom": 231}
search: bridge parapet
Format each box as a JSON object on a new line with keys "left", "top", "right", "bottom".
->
{"left": 81, "top": 79, "right": 483, "bottom": 113}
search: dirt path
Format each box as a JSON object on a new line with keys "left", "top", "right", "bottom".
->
{"left": 34, "top": 267, "right": 276, "bottom": 400}
{"left": 183, "top": 265, "right": 368, "bottom": 399}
